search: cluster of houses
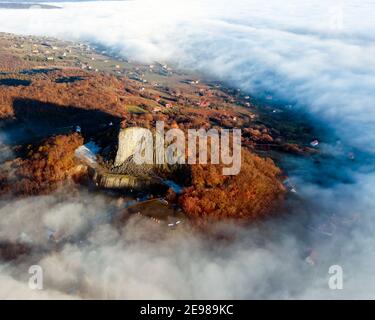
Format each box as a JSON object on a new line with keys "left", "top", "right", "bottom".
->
{"left": 152, "top": 102, "right": 174, "bottom": 113}
{"left": 27, "top": 39, "right": 71, "bottom": 62}
{"left": 20, "top": 36, "right": 103, "bottom": 67}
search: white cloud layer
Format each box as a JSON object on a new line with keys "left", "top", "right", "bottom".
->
{"left": 1, "top": 0, "right": 374, "bottom": 150}
{"left": 0, "top": 0, "right": 375, "bottom": 299}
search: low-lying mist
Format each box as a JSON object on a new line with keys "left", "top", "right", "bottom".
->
{"left": 0, "top": 0, "right": 375, "bottom": 299}
{"left": 1, "top": 174, "right": 374, "bottom": 299}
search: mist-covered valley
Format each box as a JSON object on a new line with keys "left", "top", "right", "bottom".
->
{"left": 0, "top": 0, "right": 374, "bottom": 299}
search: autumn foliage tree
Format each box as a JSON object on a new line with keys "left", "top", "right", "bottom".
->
{"left": 178, "top": 149, "right": 285, "bottom": 221}
{"left": 13, "top": 133, "right": 84, "bottom": 195}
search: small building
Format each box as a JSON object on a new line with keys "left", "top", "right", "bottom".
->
{"left": 199, "top": 101, "right": 210, "bottom": 107}
{"left": 310, "top": 140, "right": 319, "bottom": 147}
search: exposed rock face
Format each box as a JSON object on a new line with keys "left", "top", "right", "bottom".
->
{"left": 93, "top": 171, "right": 163, "bottom": 191}
{"left": 92, "top": 127, "right": 162, "bottom": 191}
{"left": 114, "top": 127, "right": 152, "bottom": 167}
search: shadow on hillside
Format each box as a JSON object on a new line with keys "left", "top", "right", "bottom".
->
{"left": 5, "top": 98, "right": 120, "bottom": 143}
{"left": 20, "top": 68, "right": 59, "bottom": 75}
{"left": 0, "top": 78, "right": 31, "bottom": 87}
{"left": 55, "top": 76, "right": 86, "bottom": 84}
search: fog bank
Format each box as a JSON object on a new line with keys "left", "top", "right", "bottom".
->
{"left": 0, "top": 0, "right": 375, "bottom": 299}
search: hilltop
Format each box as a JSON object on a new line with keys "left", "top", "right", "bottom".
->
{"left": 0, "top": 32, "right": 317, "bottom": 222}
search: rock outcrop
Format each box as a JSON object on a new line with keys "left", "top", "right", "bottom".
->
{"left": 93, "top": 171, "right": 163, "bottom": 191}
{"left": 114, "top": 127, "right": 152, "bottom": 167}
